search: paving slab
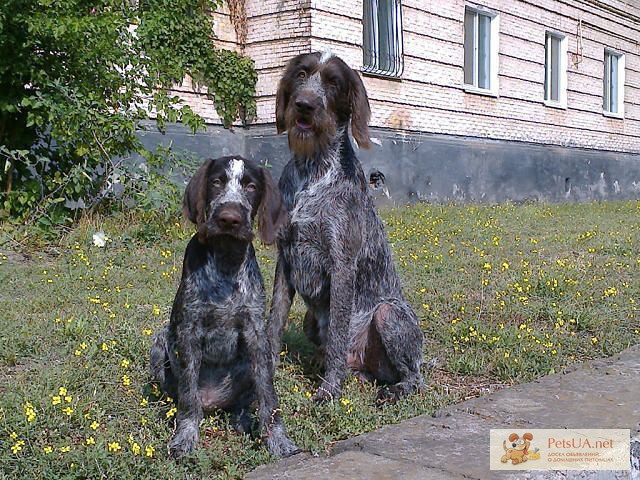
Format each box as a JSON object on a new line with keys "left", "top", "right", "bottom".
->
{"left": 248, "top": 345, "right": 640, "bottom": 480}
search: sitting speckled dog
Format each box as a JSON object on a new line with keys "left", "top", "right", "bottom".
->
{"left": 150, "top": 156, "right": 299, "bottom": 459}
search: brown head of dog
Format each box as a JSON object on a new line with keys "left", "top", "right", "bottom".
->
{"left": 182, "top": 156, "right": 287, "bottom": 246}
{"left": 501, "top": 432, "right": 533, "bottom": 465}
{"left": 275, "top": 51, "right": 371, "bottom": 158}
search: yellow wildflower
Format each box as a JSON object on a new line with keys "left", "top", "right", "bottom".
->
{"left": 23, "top": 402, "right": 36, "bottom": 423}
{"left": 166, "top": 407, "right": 177, "bottom": 418}
{"left": 131, "top": 442, "right": 141, "bottom": 456}
{"left": 108, "top": 442, "right": 122, "bottom": 453}
{"left": 145, "top": 445, "right": 155, "bottom": 457}
{"left": 11, "top": 440, "right": 25, "bottom": 454}
{"left": 86, "top": 436, "right": 95, "bottom": 446}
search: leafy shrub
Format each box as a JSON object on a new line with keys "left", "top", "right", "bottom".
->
{"left": 0, "top": 0, "right": 256, "bottom": 228}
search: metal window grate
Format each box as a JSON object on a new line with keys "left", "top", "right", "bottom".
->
{"left": 363, "top": 0, "right": 404, "bottom": 77}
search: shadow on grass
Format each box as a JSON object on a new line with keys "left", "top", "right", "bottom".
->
{"left": 281, "top": 319, "right": 324, "bottom": 379}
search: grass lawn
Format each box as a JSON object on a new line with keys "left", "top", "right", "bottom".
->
{"left": 1, "top": 201, "right": 639, "bottom": 479}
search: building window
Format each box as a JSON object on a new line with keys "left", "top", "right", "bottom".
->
{"left": 363, "top": 0, "right": 404, "bottom": 77}
{"left": 603, "top": 49, "right": 625, "bottom": 117}
{"left": 544, "top": 32, "right": 567, "bottom": 108}
{"left": 463, "top": 6, "right": 499, "bottom": 95}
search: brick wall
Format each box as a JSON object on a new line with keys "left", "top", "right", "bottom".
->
{"left": 172, "top": 0, "right": 640, "bottom": 153}
{"left": 169, "top": 1, "right": 311, "bottom": 126}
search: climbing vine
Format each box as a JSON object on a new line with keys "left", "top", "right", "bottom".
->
{"left": 228, "top": 0, "right": 248, "bottom": 50}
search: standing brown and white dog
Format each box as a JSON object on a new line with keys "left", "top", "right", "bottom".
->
{"left": 268, "top": 52, "right": 424, "bottom": 402}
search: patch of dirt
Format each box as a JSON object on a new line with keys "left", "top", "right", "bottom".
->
{"left": 429, "top": 368, "right": 512, "bottom": 401}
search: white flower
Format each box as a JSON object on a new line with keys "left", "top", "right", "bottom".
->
{"left": 92, "top": 231, "right": 107, "bottom": 247}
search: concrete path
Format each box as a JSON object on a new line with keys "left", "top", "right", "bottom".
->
{"left": 248, "top": 345, "right": 640, "bottom": 480}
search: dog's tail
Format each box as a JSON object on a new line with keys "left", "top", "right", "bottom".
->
{"left": 503, "top": 440, "right": 508, "bottom": 452}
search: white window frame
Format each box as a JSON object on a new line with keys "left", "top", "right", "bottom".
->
{"left": 603, "top": 49, "right": 625, "bottom": 119}
{"left": 463, "top": 5, "right": 500, "bottom": 97}
{"left": 544, "top": 31, "right": 567, "bottom": 109}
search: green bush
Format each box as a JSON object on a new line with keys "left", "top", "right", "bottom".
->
{"left": 0, "top": 0, "right": 256, "bottom": 228}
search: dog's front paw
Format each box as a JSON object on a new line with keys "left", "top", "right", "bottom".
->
{"left": 168, "top": 423, "right": 199, "bottom": 459}
{"left": 312, "top": 381, "right": 341, "bottom": 403}
{"left": 376, "top": 385, "right": 403, "bottom": 404}
{"left": 265, "top": 427, "right": 300, "bottom": 458}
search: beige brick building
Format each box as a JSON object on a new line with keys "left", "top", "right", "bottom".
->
{"left": 155, "top": 0, "right": 640, "bottom": 202}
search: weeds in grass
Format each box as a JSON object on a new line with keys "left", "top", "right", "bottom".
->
{"left": 0, "top": 201, "right": 638, "bottom": 478}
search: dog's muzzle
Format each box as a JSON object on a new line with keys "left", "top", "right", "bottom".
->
{"left": 202, "top": 203, "right": 253, "bottom": 242}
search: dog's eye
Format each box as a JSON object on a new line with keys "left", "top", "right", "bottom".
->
{"left": 245, "top": 183, "right": 256, "bottom": 192}
{"left": 211, "top": 178, "right": 222, "bottom": 188}
{"left": 297, "top": 70, "right": 307, "bottom": 80}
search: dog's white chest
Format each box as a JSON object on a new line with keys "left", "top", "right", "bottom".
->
{"left": 286, "top": 181, "right": 338, "bottom": 301}
{"left": 290, "top": 168, "right": 337, "bottom": 225}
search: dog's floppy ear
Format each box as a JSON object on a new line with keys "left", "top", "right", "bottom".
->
{"left": 275, "top": 67, "right": 291, "bottom": 134}
{"left": 349, "top": 68, "right": 371, "bottom": 149}
{"left": 258, "top": 167, "right": 287, "bottom": 244}
{"left": 183, "top": 158, "right": 214, "bottom": 225}
{"left": 508, "top": 433, "right": 519, "bottom": 442}
{"left": 523, "top": 433, "right": 533, "bottom": 441}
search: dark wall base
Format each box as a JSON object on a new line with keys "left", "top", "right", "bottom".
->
{"left": 139, "top": 123, "right": 640, "bottom": 203}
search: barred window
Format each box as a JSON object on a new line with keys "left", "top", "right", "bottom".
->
{"left": 363, "top": 0, "right": 404, "bottom": 77}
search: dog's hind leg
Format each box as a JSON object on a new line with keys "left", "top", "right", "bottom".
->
{"left": 370, "top": 301, "right": 424, "bottom": 402}
{"left": 229, "top": 388, "right": 257, "bottom": 435}
{"left": 150, "top": 325, "right": 178, "bottom": 398}
{"left": 268, "top": 255, "right": 296, "bottom": 364}
{"left": 303, "top": 310, "right": 321, "bottom": 346}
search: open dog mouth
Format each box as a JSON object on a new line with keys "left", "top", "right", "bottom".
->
{"left": 295, "top": 119, "right": 313, "bottom": 131}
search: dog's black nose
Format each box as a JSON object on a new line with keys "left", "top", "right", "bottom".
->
{"left": 217, "top": 210, "right": 242, "bottom": 230}
{"left": 295, "top": 98, "right": 315, "bottom": 113}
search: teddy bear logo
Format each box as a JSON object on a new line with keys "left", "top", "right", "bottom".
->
{"left": 501, "top": 432, "right": 541, "bottom": 465}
